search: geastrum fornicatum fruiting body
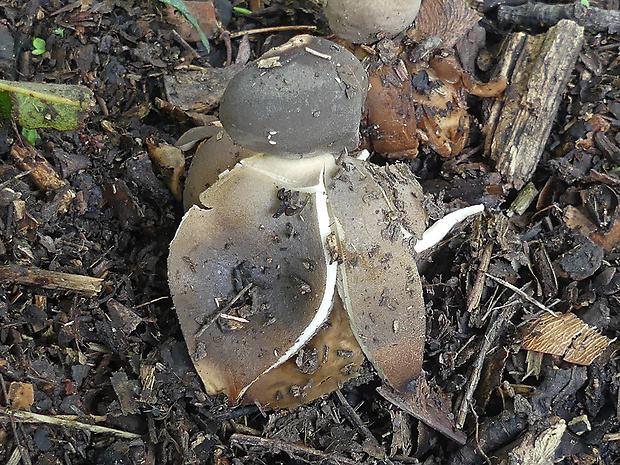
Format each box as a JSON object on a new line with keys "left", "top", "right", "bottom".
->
{"left": 168, "top": 35, "right": 481, "bottom": 422}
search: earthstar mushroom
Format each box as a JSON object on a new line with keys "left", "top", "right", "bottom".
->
{"left": 168, "top": 35, "right": 482, "bottom": 415}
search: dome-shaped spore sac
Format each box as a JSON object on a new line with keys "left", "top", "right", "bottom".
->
{"left": 219, "top": 35, "right": 368, "bottom": 157}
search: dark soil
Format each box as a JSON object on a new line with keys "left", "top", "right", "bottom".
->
{"left": 1, "top": 1, "right": 620, "bottom": 464}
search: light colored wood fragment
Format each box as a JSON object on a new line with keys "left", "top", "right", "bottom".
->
{"left": 10, "top": 143, "right": 66, "bottom": 192}
{"left": 0, "top": 407, "right": 140, "bottom": 439}
{"left": 498, "top": 418, "right": 566, "bottom": 465}
{"left": 0, "top": 265, "right": 103, "bottom": 295}
{"left": 521, "top": 312, "right": 613, "bottom": 365}
{"left": 564, "top": 325, "right": 612, "bottom": 366}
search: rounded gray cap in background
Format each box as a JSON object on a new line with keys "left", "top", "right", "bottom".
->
{"left": 324, "top": 0, "right": 421, "bottom": 44}
{"left": 219, "top": 35, "right": 368, "bottom": 157}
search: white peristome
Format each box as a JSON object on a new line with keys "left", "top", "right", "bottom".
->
{"left": 239, "top": 153, "right": 337, "bottom": 189}
{"left": 414, "top": 204, "right": 484, "bottom": 253}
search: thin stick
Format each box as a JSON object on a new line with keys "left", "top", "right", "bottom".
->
{"left": 0, "top": 169, "right": 34, "bottom": 190}
{"left": 230, "top": 433, "right": 357, "bottom": 465}
{"left": 0, "top": 407, "right": 141, "bottom": 439}
{"left": 466, "top": 242, "right": 493, "bottom": 314}
{"left": 229, "top": 25, "right": 317, "bottom": 39}
{"left": 170, "top": 29, "right": 201, "bottom": 59}
{"left": 456, "top": 302, "right": 518, "bottom": 429}
{"left": 0, "top": 265, "right": 103, "bottom": 296}
{"left": 135, "top": 296, "right": 170, "bottom": 308}
{"left": 334, "top": 390, "right": 389, "bottom": 462}
{"left": 196, "top": 283, "right": 253, "bottom": 337}
{"left": 485, "top": 273, "right": 557, "bottom": 316}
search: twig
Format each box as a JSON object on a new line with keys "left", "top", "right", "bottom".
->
{"left": 196, "top": 283, "right": 253, "bottom": 337}
{"left": 0, "top": 169, "right": 34, "bottom": 190}
{"left": 334, "top": 390, "right": 389, "bottom": 462}
{"left": 485, "top": 273, "right": 557, "bottom": 316}
{"left": 221, "top": 30, "right": 233, "bottom": 66}
{"left": 229, "top": 25, "right": 317, "bottom": 39}
{"left": 0, "top": 407, "right": 141, "bottom": 439}
{"left": 0, "top": 265, "right": 103, "bottom": 295}
{"left": 470, "top": 404, "right": 493, "bottom": 465}
{"left": 135, "top": 295, "right": 170, "bottom": 308}
{"left": 7, "top": 447, "right": 23, "bottom": 465}
{"left": 498, "top": 2, "right": 620, "bottom": 33}
{"left": 456, "top": 302, "right": 518, "bottom": 429}
{"left": 170, "top": 29, "right": 201, "bottom": 60}
{"left": 466, "top": 242, "right": 493, "bottom": 314}
{"left": 11, "top": 143, "right": 66, "bottom": 192}
{"left": 230, "top": 433, "right": 357, "bottom": 465}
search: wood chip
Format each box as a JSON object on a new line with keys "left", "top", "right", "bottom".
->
{"left": 520, "top": 312, "right": 613, "bottom": 366}
{"left": 10, "top": 142, "right": 66, "bottom": 192}
{"left": 498, "top": 2, "right": 620, "bottom": 34}
{"left": 483, "top": 20, "right": 584, "bottom": 189}
{"left": 495, "top": 417, "right": 566, "bottom": 465}
{"left": 7, "top": 382, "right": 34, "bottom": 411}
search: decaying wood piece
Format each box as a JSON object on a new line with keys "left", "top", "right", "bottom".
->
{"left": 520, "top": 312, "right": 613, "bottom": 365}
{"left": 466, "top": 241, "right": 493, "bottom": 320}
{"left": 229, "top": 433, "right": 357, "bottom": 465}
{"left": 334, "top": 390, "right": 386, "bottom": 461}
{"left": 377, "top": 380, "right": 467, "bottom": 445}
{"left": 456, "top": 302, "right": 518, "bottom": 430}
{"left": 484, "top": 20, "right": 584, "bottom": 190}
{"left": 163, "top": 66, "right": 242, "bottom": 113}
{"left": 10, "top": 142, "right": 66, "bottom": 192}
{"left": 0, "top": 264, "right": 103, "bottom": 295}
{"left": 411, "top": 0, "right": 480, "bottom": 48}
{"left": 498, "top": 2, "right": 620, "bottom": 34}
{"left": 494, "top": 417, "right": 566, "bottom": 465}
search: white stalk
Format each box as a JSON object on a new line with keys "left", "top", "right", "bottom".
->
{"left": 414, "top": 204, "right": 484, "bottom": 253}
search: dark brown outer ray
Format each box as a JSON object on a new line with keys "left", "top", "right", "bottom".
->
{"left": 168, "top": 163, "right": 327, "bottom": 402}
{"left": 327, "top": 158, "right": 427, "bottom": 393}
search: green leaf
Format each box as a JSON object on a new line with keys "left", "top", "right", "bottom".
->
{"left": 54, "top": 28, "right": 65, "bottom": 37}
{"left": 580, "top": 0, "right": 590, "bottom": 6}
{"left": 0, "top": 80, "right": 94, "bottom": 130}
{"left": 32, "top": 37, "right": 46, "bottom": 54}
{"left": 22, "top": 128, "right": 39, "bottom": 145}
{"left": 158, "top": 0, "right": 211, "bottom": 53}
{"left": 233, "top": 6, "right": 252, "bottom": 15}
